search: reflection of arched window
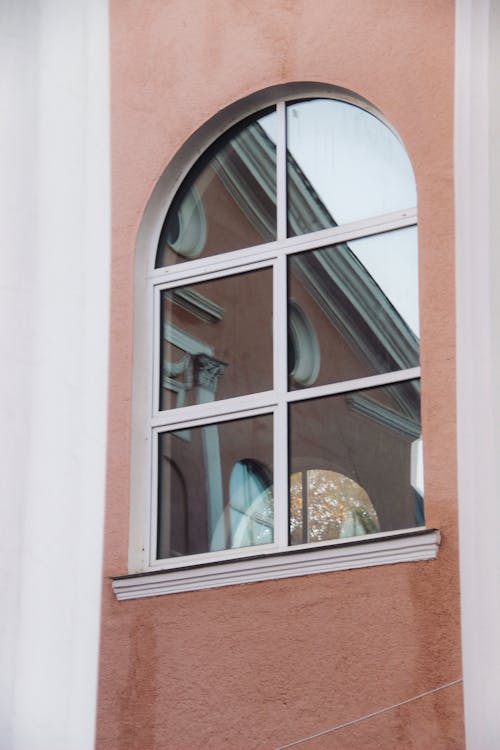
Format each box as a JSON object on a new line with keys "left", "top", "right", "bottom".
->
{"left": 290, "top": 470, "right": 380, "bottom": 545}
{"left": 159, "top": 185, "right": 207, "bottom": 260}
{"left": 229, "top": 460, "right": 273, "bottom": 549}
{"left": 288, "top": 301, "right": 321, "bottom": 388}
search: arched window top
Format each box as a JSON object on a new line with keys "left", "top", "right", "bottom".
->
{"left": 155, "top": 96, "right": 416, "bottom": 269}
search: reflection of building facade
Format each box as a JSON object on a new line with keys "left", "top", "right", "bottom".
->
{"left": 3, "top": 3, "right": 500, "bottom": 750}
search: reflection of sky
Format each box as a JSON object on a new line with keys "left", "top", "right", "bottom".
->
{"left": 412, "top": 438, "right": 424, "bottom": 495}
{"left": 349, "top": 228, "right": 419, "bottom": 337}
{"left": 286, "top": 100, "right": 416, "bottom": 223}
{"left": 258, "top": 111, "right": 276, "bottom": 142}
{"left": 261, "top": 101, "right": 419, "bottom": 338}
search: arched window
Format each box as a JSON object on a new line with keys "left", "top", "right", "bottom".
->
{"left": 129, "top": 90, "right": 424, "bottom": 581}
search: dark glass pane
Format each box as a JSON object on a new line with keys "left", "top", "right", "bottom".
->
{"left": 289, "top": 380, "right": 423, "bottom": 544}
{"left": 157, "top": 414, "right": 273, "bottom": 558}
{"left": 156, "top": 109, "right": 277, "bottom": 267}
{"left": 160, "top": 268, "right": 273, "bottom": 410}
{"left": 287, "top": 99, "right": 416, "bottom": 236}
{"left": 288, "top": 227, "right": 419, "bottom": 389}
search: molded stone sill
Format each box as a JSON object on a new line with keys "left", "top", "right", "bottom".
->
{"left": 112, "top": 528, "right": 440, "bottom": 600}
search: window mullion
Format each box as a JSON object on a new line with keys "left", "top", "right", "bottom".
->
{"left": 286, "top": 366, "right": 422, "bottom": 403}
{"left": 276, "top": 100, "right": 287, "bottom": 242}
{"left": 273, "top": 252, "right": 289, "bottom": 549}
{"left": 274, "top": 100, "right": 289, "bottom": 549}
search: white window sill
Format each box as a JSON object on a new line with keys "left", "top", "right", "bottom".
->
{"left": 112, "top": 528, "right": 440, "bottom": 600}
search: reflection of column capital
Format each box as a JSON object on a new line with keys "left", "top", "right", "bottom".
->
{"left": 193, "top": 353, "right": 226, "bottom": 393}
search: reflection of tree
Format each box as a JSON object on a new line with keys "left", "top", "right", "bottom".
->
{"left": 229, "top": 465, "right": 380, "bottom": 549}
{"left": 237, "top": 486, "right": 274, "bottom": 547}
{"left": 290, "top": 470, "right": 380, "bottom": 545}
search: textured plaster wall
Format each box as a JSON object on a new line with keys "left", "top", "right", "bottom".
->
{"left": 98, "top": 1, "right": 462, "bottom": 748}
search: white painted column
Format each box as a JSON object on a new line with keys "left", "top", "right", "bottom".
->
{"left": 194, "top": 355, "right": 227, "bottom": 550}
{"left": 0, "top": 2, "right": 110, "bottom": 749}
{"left": 455, "top": 1, "right": 500, "bottom": 748}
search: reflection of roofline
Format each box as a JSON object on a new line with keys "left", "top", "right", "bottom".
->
{"left": 214, "top": 122, "right": 419, "bottom": 417}
{"left": 347, "top": 393, "right": 421, "bottom": 439}
{"left": 213, "top": 124, "right": 276, "bottom": 239}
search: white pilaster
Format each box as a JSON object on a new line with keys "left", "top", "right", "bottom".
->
{"left": 0, "top": 2, "right": 110, "bottom": 748}
{"left": 455, "top": 1, "right": 500, "bottom": 747}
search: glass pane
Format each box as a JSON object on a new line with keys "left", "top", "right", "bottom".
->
{"left": 156, "top": 109, "right": 277, "bottom": 267}
{"left": 160, "top": 268, "right": 273, "bottom": 410}
{"left": 288, "top": 227, "right": 419, "bottom": 389}
{"left": 157, "top": 414, "right": 273, "bottom": 559}
{"left": 289, "top": 380, "right": 423, "bottom": 545}
{"left": 287, "top": 99, "right": 416, "bottom": 235}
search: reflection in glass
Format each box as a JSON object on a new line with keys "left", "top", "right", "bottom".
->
{"left": 288, "top": 301, "right": 321, "bottom": 388}
{"left": 288, "top": 380, "right": 423, "bottom": 543}
{"left": 156, "top": 109, "right": 277, "bottom": 267}
{"left": 157, "top": 414, "right": 273, "bottom": 559}
{"left": 288, "top": 227, "right": 419, "bottom": 389}
{"left": 287, "top": 99, "right": 417, "bottom": 235}
{"left": 290, "top": 470, "right": 380, "bottom": 545}
{"left": 160, "top": 268, "right": 273, "bottom": 410}
{"left": 229, "top": 460, "right": 273, "bottom": 548}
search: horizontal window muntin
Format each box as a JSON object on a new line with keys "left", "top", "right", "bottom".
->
{"left": 148, "top": 207, "right": 417, "bottom": 284}
{"left": 150, "top": 367, "right": 420, "bottom": 429}
{"left": 152, "top": 400, "right": 279, "bottom": 432}
{"left": 152, "top": 254, "right": 276, "bottom": 289}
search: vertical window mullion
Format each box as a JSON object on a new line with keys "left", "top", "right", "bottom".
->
{"left": 273, "top": 398, "right": 288, "bottom": 549}
{"left": 273, "top": 258, "right": 289, "bottom": 550}
{"left": 276, "top": 100, "right": 287, "bottom": 242}
{"left": 274, "top": 102, "right": 289, "bottom": 549}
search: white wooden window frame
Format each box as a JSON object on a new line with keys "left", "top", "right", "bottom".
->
{"left": 122, "top": 92, "right": 439, "bottom": 599}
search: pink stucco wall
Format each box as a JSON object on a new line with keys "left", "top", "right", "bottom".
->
{"left": 97, "top": 2, "right": 462, "bottom": 748}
